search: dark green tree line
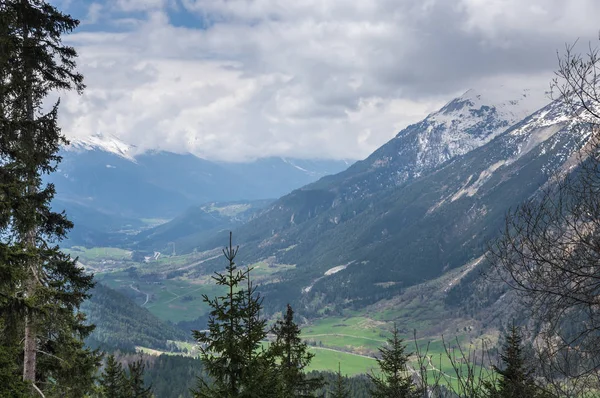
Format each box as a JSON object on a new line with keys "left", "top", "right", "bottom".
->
{"left": 98, "top": 354, "right": 153, "bottom": 398}
{"left": 0, "top": 0, "right": 99, "bottom": 395}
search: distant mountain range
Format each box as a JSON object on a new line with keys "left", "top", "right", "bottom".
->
{"left": 48, "top": 135, "right": 353, "bottom": 244}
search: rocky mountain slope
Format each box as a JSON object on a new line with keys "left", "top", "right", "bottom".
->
{"left": 184, "top": 90, "right": 587, "bottom": 315}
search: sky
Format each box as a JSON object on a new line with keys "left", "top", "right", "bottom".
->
{"left": 52, "top": 0, "right": 600, "bottom": 161}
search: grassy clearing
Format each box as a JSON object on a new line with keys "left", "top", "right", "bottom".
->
{"left": 98, "top": 272, "right": 225, "bottom": 323}
{"left": 250, "top": 262, "right": 296, "bottom": 282}
{"left": 303, "top": 316, "right": 388, "bottom": 353}
{"left": 66, "top": 246, "right": 132, "bottom": 262}
{"left": 307, "top": 347, "right": 377, "bottom": 376}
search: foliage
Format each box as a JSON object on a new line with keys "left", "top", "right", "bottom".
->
{"left": 369, "top": 324, "right": 421, "bottom": 398}
{"left": 143, "top": 354, "right": 202, "bottom": 398}
{"left": 270, "top": 304, "right": 325, "bottom": 397}
{"left": 127, "top": 359, "right": 153, "bottom": 398}
{"left": 82, "top": 283, "right": 189, "bottom": 351}
{"left": 484, "top": 325, "right": 547, "bottom": 398}
{"left": 97, "top": 354, "right": 153, "bottom": 398}
{"left": 0, "top": 0, "right": 101, "bottom": 394}
{"left": 0, "top": 329, "right": 27, "bottom": 397}
{"left": 99, "top": 354, "right": 128, "bottom": 398}
{"left": 330, "top": 364, "right": 351, "bottom": 398}
{"left": 192, "top": 232, "right": 278, "bottom": 397}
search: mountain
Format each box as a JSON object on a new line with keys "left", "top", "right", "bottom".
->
{"left": 305, "top": 88, "right": 540, "bottom": 200}
{"left": 179, "top": 90, "right": 585, "bottom": 315}
{"left": 49, "top": 134, "right": 353, "bottom": 245}
{"left": 130, "top": 200, "right": 272, "bottom": 254}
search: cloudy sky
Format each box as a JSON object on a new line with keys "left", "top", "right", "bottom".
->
{"left": 53, "top": 0, "right": 600, "bottom": 161}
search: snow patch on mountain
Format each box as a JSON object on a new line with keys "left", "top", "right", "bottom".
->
{"left": 451, "top": 161, "right": 506, "bottom": 201}
{"left": 446, "top": 99, "right": 579, "bottom": 204}
{"left": 411, "top": 87, "right": 542, "bottom": 175}
{"left": 67, "top": 133, "right": 135, "bottom": 160}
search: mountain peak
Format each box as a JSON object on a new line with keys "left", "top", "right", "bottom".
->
{"left": 435, "top": 87, "right": 543, "bottom": 127}
{"left": 399, "top": 86, "right": 548, "bottom": 175}
{"left": 67, "top": 133, "right": 135, "bottom": 160}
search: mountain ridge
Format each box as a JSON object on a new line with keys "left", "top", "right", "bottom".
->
{"left": 171, "top": 92, "right": 587, "bottom": 317}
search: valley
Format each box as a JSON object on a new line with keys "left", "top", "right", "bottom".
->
{"left": 3, "top": 2, "right": 599, "bottom": 396}
{"left": 66, "top": 88, "right": 580, "bottom": 381}
{"left": 77, "top": 240, "right": 493, "bottom": 381}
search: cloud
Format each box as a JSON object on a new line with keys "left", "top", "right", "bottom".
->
{"left": 56, "top": 0, "right": 600, "bottom": 161}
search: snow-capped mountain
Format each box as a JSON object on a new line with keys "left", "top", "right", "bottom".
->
{"left": 67, "top": 133, "right": 135, "bottom": 160}
{"left": 411, "top": 87, "right": 541, "bottom": 174}
{"left": 50, "top": 140, "right": 354, "bottom": 236}
{"left": 302, "top": 87, "right": 544, "bottom": 204}
{"left": 183, "top": 89, "right": 589, "bottom": 313}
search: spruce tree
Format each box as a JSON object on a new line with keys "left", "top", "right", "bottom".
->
{"left": 99, "top": 355, "right": 128, "bottom": 398}
{"left": 485, "top": 325, "right": 546, "bottom": 398}
{"left": 127, "top": 358, "right": 153, "bottom": 398}
{"left": 0, "top": 0, "right": 100, "bottom": 395}
{"left": 369, "top": 324, "right": 420, "bottom": 398}
{"left": 329, "top": 363, "right": 350, "bottom": 398}
{"left": 270, "top": 304, "right": 324, "bottom": 397}
{"left": 192, "top": 232, "right": 276, "bottom": 398}
{"left": 0, "top": 324, "right": 27, "bottom": 397}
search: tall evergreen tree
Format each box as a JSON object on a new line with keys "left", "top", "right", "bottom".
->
{"left": 485, "top": 325, "right": 547, "bottom": 398}
{"left": 99, "top": 354, "right": 128, "bottom": 398}
{"left": 192, "top": 232, "right": 276, "bottom": 398}
{"left": 0, "top": 321, "right": 27, "bottom": 397}
{"left": 0, "top": 0, "right": 100, "bottom": 395}
{"left": 127, "top": 358, "right": 153, "bottom": 398}
{"left": 329, "top": 363, "right": 350, "bottom": 398}
{"left": 369, "top": 324, "right": 420, "bottom": 398}
{"left": 270, "top": 304, "right": 324, "bottom": 397}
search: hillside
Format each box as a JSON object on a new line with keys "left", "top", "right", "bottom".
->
{"left": 82, "top": 283, "right": 190, "bottom": 351}
{"left": 130, "top": 200, "right": 273, "bottom": 253}
{"left": 176, "top": 94, "right": 586, "bottom": 317}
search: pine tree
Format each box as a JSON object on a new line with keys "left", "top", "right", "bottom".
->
{"left": 127, "top": 358, "right": 153, "bottom": 398}
{"left": 0, "top": 326, "right": 27, "bottom": 397}
{"left": 369, "top": 324, "right": 420, "bottom": 398}
{"left": 192, "top": 232, "right": 276, "bottom": 398}
{"left": 329, "top": 363, "right": 350, "bottom": 398}
{"left": 270, "top": 304, "right": 324, "bottom": 397}
{"left": 99, "top": 355, "right": 128, "bottom": 398}
{"left": 485, "top": 325, "right": 547, "bottom": 398}
{"left": 0, "top": 0, "right": 100, "bottom": 395}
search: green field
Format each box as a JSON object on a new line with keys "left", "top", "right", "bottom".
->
{"left": 98, "top": 272, "right": 225, "bottom": 323}
{"left": 83, "top": 245, "right": 496, "bottom": 381}
{"left": 66, "top": 246, "right": 132, "bottom": 262}
{"left": 307, "top": 347, "right": 377, "bottom": 376}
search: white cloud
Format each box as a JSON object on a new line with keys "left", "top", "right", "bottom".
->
{"left": 84, "top": 3, "right": 103, "bottom": 25}
{"left": 57, "top": 0, "right": 599, "bottom": 161}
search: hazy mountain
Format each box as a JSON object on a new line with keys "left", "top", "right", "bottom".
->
{"left": 131, "top": 200, "right": 272, "bottom": 253}
{"left": 49, "top": 134, "right": 353, "bottom": 245}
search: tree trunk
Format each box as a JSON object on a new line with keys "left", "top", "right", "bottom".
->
{"left": 21, "top": 6, "right": 37, "bottom": 383}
